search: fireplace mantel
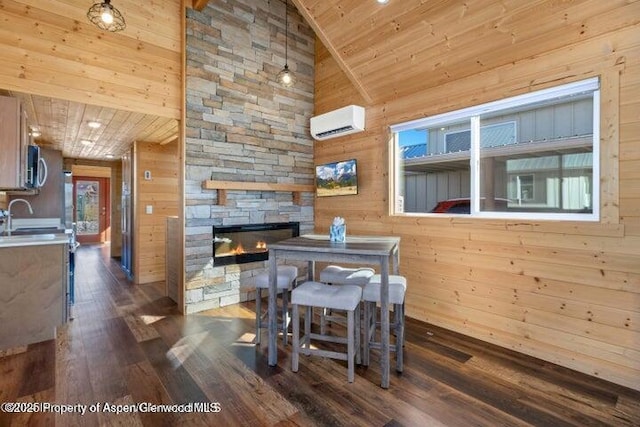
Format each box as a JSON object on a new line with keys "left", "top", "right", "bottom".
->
{"left": 202, "top": 180, "right": 315, "bottom": 205}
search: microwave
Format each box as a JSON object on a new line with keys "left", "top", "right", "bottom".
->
{"left": 25, "top": 144, "right": 48, "bottom": 189}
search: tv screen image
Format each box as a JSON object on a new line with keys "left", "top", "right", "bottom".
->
{"left": 315, "top": 159, "right": 358, "bottom": 197}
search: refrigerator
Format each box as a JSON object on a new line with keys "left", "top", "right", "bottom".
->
{"left": 121, "top": 149, "right": 133, "bottom": 279}
{"left": 63, "top": 170, "right": 77, "bottom": 317}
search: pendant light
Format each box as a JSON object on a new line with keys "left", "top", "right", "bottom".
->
{"left": 87, "top": 0, "right": 126, "bottom": 32}
{"left": 276, "top": 0, "right": 296, "bottom": 87}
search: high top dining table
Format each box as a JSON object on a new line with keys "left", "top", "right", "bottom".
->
{"left": 268, "top": 234, "right": 400, "bottom": 388}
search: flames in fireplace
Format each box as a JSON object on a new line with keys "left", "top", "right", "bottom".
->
{"left": 229, "top": 241, "right": 267, "bottom": 255}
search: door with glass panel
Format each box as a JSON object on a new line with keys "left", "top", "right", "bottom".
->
{"left": 73, "top": 176, "right": 110, "bottom": 244}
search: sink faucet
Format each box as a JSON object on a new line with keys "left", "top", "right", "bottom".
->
{"left": 6, "top": 199, "right": 34, "bottom": 234}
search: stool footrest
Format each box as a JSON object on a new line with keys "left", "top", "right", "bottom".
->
{"left": 308, "top": 333, "right": 348, "bottom": 345}
{"left": 298, "top": 343, "right": 349, "bottom": 361}
{"left": 367, "top": 341, "right": 398, "bottom": 353}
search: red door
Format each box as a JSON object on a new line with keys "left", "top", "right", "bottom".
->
{"left": 73, "top": 176, "right": 110, "bottom": 244}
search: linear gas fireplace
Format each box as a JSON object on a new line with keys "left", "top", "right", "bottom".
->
{"left": 213, "top": 222, "right": 300, "bottom": 266}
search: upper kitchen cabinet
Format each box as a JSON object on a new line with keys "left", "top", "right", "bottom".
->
{"left": 0, "top": 95, "right": 30, "bottom": 190}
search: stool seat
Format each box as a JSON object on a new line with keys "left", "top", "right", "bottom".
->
{"left": 292, "top": 281, "right": 361, "bottom": 311}
{"left": 363, "top": 274, "right": 407, "bottom": 304}
{"left": 255, "top": 265, "right": 298, "bottom": 289}
{"left": 319, "top": 265, "right": 375, "bottom": 286}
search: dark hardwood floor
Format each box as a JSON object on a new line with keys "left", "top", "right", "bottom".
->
{"left": 1, "top": 244, "right": 639, "bottom": 426}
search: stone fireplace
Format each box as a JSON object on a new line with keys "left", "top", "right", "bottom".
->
{"left": 183, "top": 0, "right": 315, "bottom": 314}
{"left": 213, "top": 222, "right": 300, "bottom": 266}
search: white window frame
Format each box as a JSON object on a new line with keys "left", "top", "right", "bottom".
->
{"left": 390, "top": 77, "right": 600, "bottom": 221}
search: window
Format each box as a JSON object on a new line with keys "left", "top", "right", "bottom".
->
{"left": 391, "top": 78, "right": 599, "bottom": 220}
{"left": 512, "top": 174, "right": 534, "bottom": 202}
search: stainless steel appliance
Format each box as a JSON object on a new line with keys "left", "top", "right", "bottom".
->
{"left": 121, "top": 149, "right": 133, "bottom": 279}
{"left": 26, "top": 144, "right": 48, "bottom": 189}
{"left": 63, "top": 170, "right": 77, "bottom": 319}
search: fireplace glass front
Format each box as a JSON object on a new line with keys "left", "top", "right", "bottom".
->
{"left": 212, "top": 222, "right": 300, "bottom": 266}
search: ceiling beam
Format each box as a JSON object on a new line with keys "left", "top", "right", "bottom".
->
{"left": 191, "top": 0, "right": 209, "bottom": 11}
{"left": 290, "top": 0, "right": 373, "bottom": 105}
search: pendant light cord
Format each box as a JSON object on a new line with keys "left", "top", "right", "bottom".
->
{"left": 284, "top": 0, "right": 289, "bottom": 66}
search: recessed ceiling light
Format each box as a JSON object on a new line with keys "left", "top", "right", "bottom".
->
{"left": 87, "top": 121, "right": 102, "bottom": 129}
{"left": 105, "top": 154, "right": 114, "bottom": 158}
{"left": 81, "top": 139, "right": 93, "bottom": 145}
{"left": 377, "top": 0, "right": 389, "bottom": 4}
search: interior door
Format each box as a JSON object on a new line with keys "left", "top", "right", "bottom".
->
{"left": 73, "top": 176, "right": 110, "bottom": 244}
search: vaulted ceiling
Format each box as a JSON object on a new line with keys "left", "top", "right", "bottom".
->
{"left": 292, "top": 0, "right": 635, "bottom": 105}
{"left": 6, "top": 0, "right": 635, "bottom": 159}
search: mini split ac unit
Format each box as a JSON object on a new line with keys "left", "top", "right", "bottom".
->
{"left": 310, "top": 105, "right": 365, "bottom": 140}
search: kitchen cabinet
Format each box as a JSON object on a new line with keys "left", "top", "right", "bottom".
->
{"left": 0, "top": 95, "right": 30, "bottom": 190}
{"left": 0, "top": 240, "right": 68, "bottom": 350}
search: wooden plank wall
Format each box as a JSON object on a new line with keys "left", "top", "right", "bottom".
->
{"left": 0, "top": 0, "right": 181, "bottom": 119}
{"left": 314, "top": 17, "right": 640, "bottom": 390}
{"left": 133, "top": 140, "right": 179, "bottom": 284}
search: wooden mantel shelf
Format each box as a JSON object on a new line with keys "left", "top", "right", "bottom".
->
{"left": 202, "top": 180, "right": 315, "bottom": 205}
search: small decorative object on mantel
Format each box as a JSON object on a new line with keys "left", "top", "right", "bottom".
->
{"left": 329, "top": 217, "right": 346, "bottom": 242}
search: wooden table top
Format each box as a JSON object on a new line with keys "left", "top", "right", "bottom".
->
{"left": 269, "top": 234, "right": 400, "bottom": 256}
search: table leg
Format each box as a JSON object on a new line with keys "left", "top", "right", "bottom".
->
{"left": 380, "top": 257, "right": 390, "bottom": 388}
{"left": 393, "top": 245, "right": 400, "bottom": 275}
{"left": 307, "top": 260, "right": 314, "bottom": 281}
{"left": 268, "top": 250, "right": 278, "bottom": 366}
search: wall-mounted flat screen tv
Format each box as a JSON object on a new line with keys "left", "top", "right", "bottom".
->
{"left": 315, "top": 158, "right": 358, "bottom": 197}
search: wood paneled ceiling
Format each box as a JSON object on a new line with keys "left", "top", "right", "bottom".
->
{"left": 4, "top": 0, "right": 632, "bottom": 160}
{"left": 1, "top": 90, "right": 178, "bottom": 160}
{"left": 292, "top": 0, "right": 637, "bottom": 105}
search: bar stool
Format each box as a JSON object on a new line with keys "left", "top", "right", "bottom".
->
{"left": 291, "top": 281, "right": 362, "bottom": 383}
{"left": 254, "top": 265, "right": 298, "bottom": 345}
{"left": 319, "top": 265, "right": 375, "bottom": 286}
{"left": 362, "top": 274, "right": 407, "bottom": 372}
{"left": 318, "top": 265, "right": 374, "bottom": 333}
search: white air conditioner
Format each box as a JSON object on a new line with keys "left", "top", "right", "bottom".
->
{"left": 310, "top": 105, "right": 365, "bottom": 140}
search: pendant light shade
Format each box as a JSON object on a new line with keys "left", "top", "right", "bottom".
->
{"left": 87, "top": 0, "right": 126, "bottom": 32}
{"left": 277, "top": 65, "right": 296, "bottom": 87}
{"left": 277, "top": 0, "right": 296, "bottom": 87}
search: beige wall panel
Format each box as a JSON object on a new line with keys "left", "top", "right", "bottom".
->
{"left": 420, "top": 270, "right": 640, "bottom": 333}
{"left": 133, "top": 141, "right": 179, "bottom": 285}
{"left": 71, "top": 165, "right": 112, "bottom": 178}
{"left": 314, "top": 9, "right": 640, "bottom": 390}
{"left": 400, "top": 233, "right": 640, "bottom": 275}
{"left": 0, "top": 0, "right": 181, "bottom": 119}
{"left": 620, "top": 140, "right": 640, "bottom": 160}
{"left": 622, "top": 218, "right": 640, "bottom": 237}
{"left": 406, "top": 293, "right": 639, "bottom": 388}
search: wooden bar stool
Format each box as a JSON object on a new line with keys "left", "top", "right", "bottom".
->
{"left": 291, "top": 281, "right": 362, "bottom": 383}
{"left": 318, "top": 265, "right": 374, "bottom": 334}
{"left": 254, "top": 265, "right": 298, "bottom": 345}
{"left": 319, "top": 265, "right": 375, "bottom": 286}
{"left": 362, "top": 274, "right": 407, "bottom": 372}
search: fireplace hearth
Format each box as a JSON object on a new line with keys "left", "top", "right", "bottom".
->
{"left": 212, "top": 222, "right": 300, "bottom": 266}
